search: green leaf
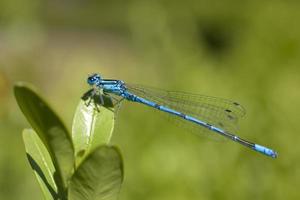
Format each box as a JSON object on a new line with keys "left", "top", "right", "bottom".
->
{"left": 23, "top": 129, "right": 58, "bottom": 200}
{"left": 14, "top": 83, "right": 74, "bottom": 191}
{"left": 72, "top": 93, "right": 115, "bottom": 166}
{"left": 68, "top": 145, "right": 123, "bottom": 200}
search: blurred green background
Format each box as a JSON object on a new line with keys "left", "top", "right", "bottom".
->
{"left": 1, "top": 0, "right": 299, "bottom": 199}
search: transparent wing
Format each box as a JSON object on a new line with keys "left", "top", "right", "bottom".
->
{"left": 126, "top": 84, "right": 246, "bottom": 139}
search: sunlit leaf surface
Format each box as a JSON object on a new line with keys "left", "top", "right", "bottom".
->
{"left": 72, "top": 92, "right": 115, "bottom": 166}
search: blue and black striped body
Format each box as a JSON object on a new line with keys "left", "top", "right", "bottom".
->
{"left": 87, "top": 74, "right": 277, "bottom": 158}
{"left": 123, "top": 91, "right": 276, "bottom": 158}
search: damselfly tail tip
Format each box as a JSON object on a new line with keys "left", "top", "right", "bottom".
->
{"left": 254, "top": 144, "right": 278, "bottom": 159}
{"left": 271, "top": 151, "right": 278, "bottom": 159}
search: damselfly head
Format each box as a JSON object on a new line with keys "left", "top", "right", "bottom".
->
{"left": 87, "top": 73, "right": 102, "bottom": 86}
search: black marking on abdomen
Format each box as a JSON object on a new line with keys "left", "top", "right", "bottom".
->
{"left": 206, "top": 123, "right": 213, "bottom": 129}
{"left": 154, "top": 104, "right": 161, "bottom": 109}
{"left": 179, "top": 113, "right": 186, "bottom": 119}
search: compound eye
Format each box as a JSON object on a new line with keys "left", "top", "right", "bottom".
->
{"left": 87, "top": 73, "right": 101, "bottom": 86}
{"left": 87, "top": 77, "right": 95, "bottom": 85}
